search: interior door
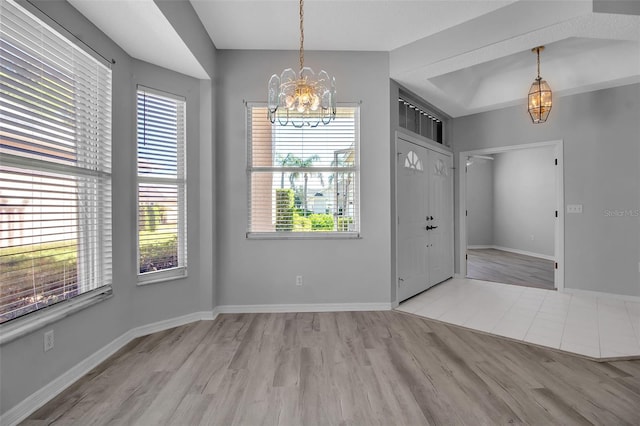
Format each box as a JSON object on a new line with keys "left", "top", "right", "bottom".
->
{"left": 397, "top": 139, "right": 429, "bottom": 302}
{"left": 427, "top": 150, "right": 454, "bottom": 286}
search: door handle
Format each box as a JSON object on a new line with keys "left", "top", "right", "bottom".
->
{"left": 426, "top": 225, "right": 439, "bottom": 230}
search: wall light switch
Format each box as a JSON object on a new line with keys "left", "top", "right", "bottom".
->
{"left": 567, "top": 204, "right": 583, "bottom": 214}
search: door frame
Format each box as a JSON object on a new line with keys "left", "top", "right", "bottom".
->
{"left": 458, "top": 140, "right": 564, "bottom": 291}
{"left": 394, "top": 130, "right": 453, "bottom": 304}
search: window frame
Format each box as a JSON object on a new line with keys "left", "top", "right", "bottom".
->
{"left": 0, "top": 0, "right": 112, "bottom": 329}
{"left": 245, "top": 102, "right": 361, "bottom": 240}
{"left": 135, "top": 86, "right": 187, "bottom": 284}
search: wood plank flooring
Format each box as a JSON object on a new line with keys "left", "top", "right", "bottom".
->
{"left": 467, "top": 248, "right": 555, "bottom": 290}
{"left": 23, "top": 312, "right": 640, "bottom": 425}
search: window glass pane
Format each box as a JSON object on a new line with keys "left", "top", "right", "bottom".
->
{"left": 137, "top": 93, "right": 180, "bottom": 178}
{"left": 0, "top": 166, "right": 79, "bottom": 322}
{"left": 247, "top": 105, "right": 359, "bottom": 235}
{"left": 0, "top": 0, "right": 112, "bottom": 323}
{"left": 136, "top": 88, "right": 186, "bottom": 277}
{"left": 138, "top": 183, "right": 179, "bottom": 273}
{"left": 250, "top": 171, "right": 357, "bottom": 233}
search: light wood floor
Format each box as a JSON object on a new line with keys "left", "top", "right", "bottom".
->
{"left": 467, "top": 248, "right": 555, "bottom": 290}
{"left": 24, "top": 312, "right": 640, "bottom": 425}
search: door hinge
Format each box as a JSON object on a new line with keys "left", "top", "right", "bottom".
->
{"left": 555, "top": 262, "right": 558, "bottom": 269}
{"left": 555, "top": 210, "right": 558, "bottom": 217}
{"left": 465, "top": 210, "right": 468, "bottom": 216}
{"left": 555, "top": 158, "right": 558, "bottom": 166}
{"left": 466, "top": 254, "right": 468, "bottom": 260}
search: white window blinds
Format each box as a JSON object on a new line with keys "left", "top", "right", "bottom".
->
{"left": 247, "top": 105, "right": 360, "bottom": 236}
{"left": 136, "top": 87, "right": 186, "bottom": 282}
{"left": 0, "top": 0, "right": 112, "bottom": 323}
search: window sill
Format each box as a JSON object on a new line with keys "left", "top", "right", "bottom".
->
{"left": 137, "top": 268, "right": 188, "bottom": 286}
{"left": 0, "top": 286, "right": 113, "bottom": 346}
{"left": 246, "top": 232, "right": 361, "bottom": 240}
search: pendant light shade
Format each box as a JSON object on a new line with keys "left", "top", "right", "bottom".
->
{"left": 528, "top": 46, "right": 552, "bottom": 124}
{"left": 267, "top": 0, "right": 336, "bottom": 127}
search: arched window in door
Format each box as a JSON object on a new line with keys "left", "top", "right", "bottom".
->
{"left": 404, "top": 150, "right": 424, "bottom": 171}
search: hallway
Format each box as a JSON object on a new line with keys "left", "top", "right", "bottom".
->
{"left": 467, "top": 248, "right": 554, "bottom": 290}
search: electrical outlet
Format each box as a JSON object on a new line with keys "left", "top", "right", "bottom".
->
{"left": 44, "top": 330, "right": 54, "bottom": 352}
{"left": 296, "top": 275, "right": 303, "bottom": 286}
{"left": 567, "top": 204, "right": 583, "bottom": 214}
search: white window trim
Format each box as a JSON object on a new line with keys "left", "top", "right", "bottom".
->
{"left": 245, "top": 102, "right": 361, "bottom": 239}
{"left": 135, "top": 86, "right": 187, "bottom": 284}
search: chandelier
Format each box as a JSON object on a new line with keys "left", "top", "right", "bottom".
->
{"left": 528, "top": 46, "right": 552, "bottom": 124}
{"left": 268, "top": 0, "right": 336, "bottom": 128}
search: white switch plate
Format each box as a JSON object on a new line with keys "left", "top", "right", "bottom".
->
{"left": 567, "top": 204, "right": 583, "bottom": 214}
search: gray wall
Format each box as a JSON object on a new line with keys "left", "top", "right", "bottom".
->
{"left": 452, "top": 83, "right": 640, "bottom": 297}
{"left": 466, "top": 159, "right": 494, "bottom": 246}
{"left": 155, "top": 0, "right": 217, "bottom": 313}
{"left": 1, "top": 0, "right": 217, "bottom": 415}
{"left": 493, "top": 148, "right": 555, "bottom": 257}
{"left": 216, "top": 50, "right": 391, "bottom": 306}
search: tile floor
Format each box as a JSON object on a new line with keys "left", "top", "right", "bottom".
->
{"left": 397, "top": 277, "right": 640, "bottom": 360}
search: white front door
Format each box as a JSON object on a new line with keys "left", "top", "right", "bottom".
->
{"left": 397, "top": 139, "right": 429, "bottom": 302}
{"left": 427, "top": 150, "right": 454, "bottom": 286}
{"left": 397, "top": 137, "right": 454, "bottom": 303}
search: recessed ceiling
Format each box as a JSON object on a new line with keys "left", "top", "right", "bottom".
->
{"left": 68, "top": 0, "right": 640, "bottom": 118}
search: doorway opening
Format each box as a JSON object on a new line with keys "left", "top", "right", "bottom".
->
{"left": 459, "top": 141, "right": 564, "bottom": 291}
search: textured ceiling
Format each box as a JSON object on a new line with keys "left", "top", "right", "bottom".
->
{"left": 68, "top": 0, "right": 640, "bottom": 117}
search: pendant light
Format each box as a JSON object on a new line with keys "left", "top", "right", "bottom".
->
{"left": 528, "top": 46, "right": 552, "bottom": 124}
{"left": 267, "top": 0, "right": 336, "bottom": 128}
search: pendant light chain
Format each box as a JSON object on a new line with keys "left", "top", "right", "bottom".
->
{"left": 536, "top": 47, "right": 541, "bottom": 80}
{"left": 299, "top": 0, "right": 304, "bottom": 71}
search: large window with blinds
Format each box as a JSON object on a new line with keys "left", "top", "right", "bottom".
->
{"left": 0, "top": 0, "right": 112, "bottom": 323}
{"left": 247, "top": 104, "right": 360, "bottom": 237}
{"left": 136, "top": 87, "right": 186, "bottom": 282}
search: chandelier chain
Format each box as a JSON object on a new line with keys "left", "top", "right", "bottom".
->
{"left": 536, "top": 47, "right": 541, "bottom": 79}
{"left": 299, "top": 0, "right": 304, "bottom": 71}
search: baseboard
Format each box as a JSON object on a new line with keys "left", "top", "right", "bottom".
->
{"left": 0, "top": 311, "right": 216, "bottom": 426}
{"left": 215, "top": 302, "right": 392, "bottom": 314}
{"left": 562, "top": 288, "right": 640, "bottom": 303}
{"left": 133, "top": 311, "right": 217, "bottom": 338}
{"left": 466, "top": 245, "right": 493, "bottom": 250}
{"left": 468, "top": 245, "right": 555, "bottom": 261}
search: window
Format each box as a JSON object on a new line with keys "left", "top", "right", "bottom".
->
{"left": 398, "top": 91, "right": 444, "bottom": 144}
{"left": 247, "top": 104, "right": 360, "bottom": 237}
{"left": 136, "top": 87, "right": 186, "bottom": 282}
{"left": 0, "top": 0, "right": 112, "bottom": 323}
